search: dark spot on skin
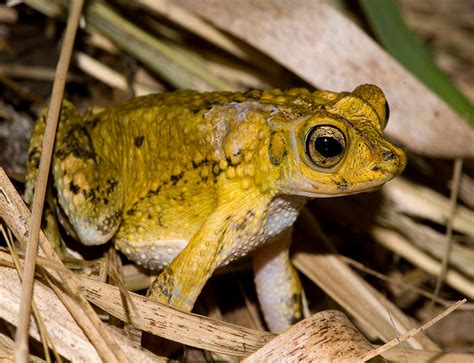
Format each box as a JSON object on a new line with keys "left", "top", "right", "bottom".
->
{"left": 156, "top": 216, "right": 164, "bottom": 228}
{"left": 127, "top": 209, "right": 134, "bottom": 216}
{"left": 128, "top": 160, "right": 220, "bottom": 214}
{"left": 148, "top": 186, "right": 162, "bottom": 196}
{"left": 82, "top": 188, "right": 97, "bottom": 200}
{"left": 215, "top": 241, "right": 225, "bottom": 257}
{"left": 222, "top": 215, "right": 232, "bottom": 226}
{"left": 28, "top": 147, "right": 41, "bottom": 169}
{"left": 134, "top": 135, "right": 144, "bottom": 148}
{"left": 290, "top": 292, "right": 302, "bottom": 306}
{"left": 310, "top": 182, "right": 320, "bottom": 190}
{"left": 28, "top": 147, "right": 38, "bottom": 158}
{"left": 188, "top": 102, "right": 213, "bottom": 114}
{"left": 288, "top": 315, "right": 301, "bottom": 326}
{"left": 170, "top": 172, "right": 184, "bottom": 185}
{"left": 152, "top": 267, "right": 176, "bottom": 304}
{"left": 371, "top": 165, "right": 381, "bottom": 172}
{"left": 40, "top": 216, "right": 49, "bottom": 230}
{"left": 233, "top": 210, "right": 255, "bottom": 231}
{"left": 287, "top": 292, "right": 303, "bottom": 325}
{"left": 87, "top": 113, "right": 101, "bottom": 129}
{"left": 103, "top": 198, "right": 109, "bottom": 205}
{"left": 215, "top": 216, "right": 231, "bottom": 257}
{"left": 55, "top": 125, "right": 97, "bottom": 162}
{"left": 172, "top": 193, "right": 185, "bottom": 203}
{"left": 191, "top": 159, "right": 225, "bottom": 179}
{"left": 69, "top": 181, "right": 80, "bottom": 194}
{"left": 243, "top": 89, "right": 262, "bottom": 100}
{"left": 280, "top": 107, "right": 306, "bottom": 120}
{"left": 337, "top": 179, "right": 350, "bottom": 190}
{"left": 96, "top": 210, "right": 121, "bottom": 235}
{"left": 28, "top": 147, "right": 40, "bottom": 168}
{"left": 191, "top": 160, "right": 202, "bottom": 169}
{"left": 106, "top": 178, "right": 118, "bottom": 194}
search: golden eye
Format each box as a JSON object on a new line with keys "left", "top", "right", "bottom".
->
{"left": 305, "top": 125, "right": 346, "bottom": 168}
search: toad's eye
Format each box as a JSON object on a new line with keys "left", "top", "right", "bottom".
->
{"left": 305, "top": 125, "right": 346, "bottom": 168}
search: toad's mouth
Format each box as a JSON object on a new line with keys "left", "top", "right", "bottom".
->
{"left": 281, "top": 185, "right": 383, "bottom": 198}
{"left": 280, "top": 176, "right": 396, "bottom": 198}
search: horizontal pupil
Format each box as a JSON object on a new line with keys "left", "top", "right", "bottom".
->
{"left": 315, "top": 136, "right": 342, "bottom": 158}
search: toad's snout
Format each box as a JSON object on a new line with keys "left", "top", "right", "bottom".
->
{"left": 374, "top": 145, "right": 407, "bottom": 178}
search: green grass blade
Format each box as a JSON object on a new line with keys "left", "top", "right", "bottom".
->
{"left": 359, "top": 0, "right": 474, "bottom": 125}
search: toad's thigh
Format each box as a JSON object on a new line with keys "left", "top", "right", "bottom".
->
{"left": 114, "top": 190, "right": 210, "bottom": 270}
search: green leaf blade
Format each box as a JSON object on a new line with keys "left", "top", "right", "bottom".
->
{"left": 360, "top": 0, "right": 474, "bottom": 125}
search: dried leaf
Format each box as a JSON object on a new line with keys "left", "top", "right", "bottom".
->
{"left": 175, "top": 0, "right": 474, "bottom": 158}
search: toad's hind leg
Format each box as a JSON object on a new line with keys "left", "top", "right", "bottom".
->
{"left": 114, "top": 201, "right": 191, "bottom": 270}
{"left": 48, "top": 101, "right": 123, "bottom": 245}
{"left": 253, "top": 228, "right": 303, "bottom": 333}
{"left": 114, "top": 181, "right": 213, "bottom": 269}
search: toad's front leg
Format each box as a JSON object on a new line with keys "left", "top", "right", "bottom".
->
{"left": 148, "top": 191, "right": 271, "bottom": 311}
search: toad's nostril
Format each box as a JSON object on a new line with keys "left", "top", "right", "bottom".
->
{"left": 383, "top": 151, "right": 395, "bottom": 161}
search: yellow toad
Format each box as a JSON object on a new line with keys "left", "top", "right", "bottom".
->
{"left": 26, "top": 84, "right": 406, "bottom": 333}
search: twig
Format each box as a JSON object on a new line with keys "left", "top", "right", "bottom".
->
{"left": 431, "top": 158, "right": 463, "bottom": 307}
{"left": 74, "top": 52, "right": 157, "bottom": 95}
{"left": 0, "top": 63, "right": 81, "bottom": 82}
{"left": 293, "top": 252, "right": 439, "bottom": 350}
{"left": 84, "top": 0, "right": 239, "bottom": 91}
{"left": 14, "top": 1, "right": 84, "bottom": 362}
{"left": 382, "top": 177, "right": 474, "bottom": 236}
{"left": 1, "top": 226, "right": 61, "bottom": 363}
{"left": 136, "top": 0, "right": 278, "bottom": 75}
{"left": 361, "top": 299, "right": 466, "bottom": 361}
{"left": 371, "top": 227, "right": 473, "bottom": 298}
{"left": 341, "top": 256, "right": 459, "bottom": 308}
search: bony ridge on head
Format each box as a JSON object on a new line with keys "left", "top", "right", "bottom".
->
{"left": 351, "top": 84, "right": 390, "bottom": 131}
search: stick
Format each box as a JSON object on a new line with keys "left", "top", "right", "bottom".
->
{"left": 14, "top": 1, "right": 84, "bottom": 362}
